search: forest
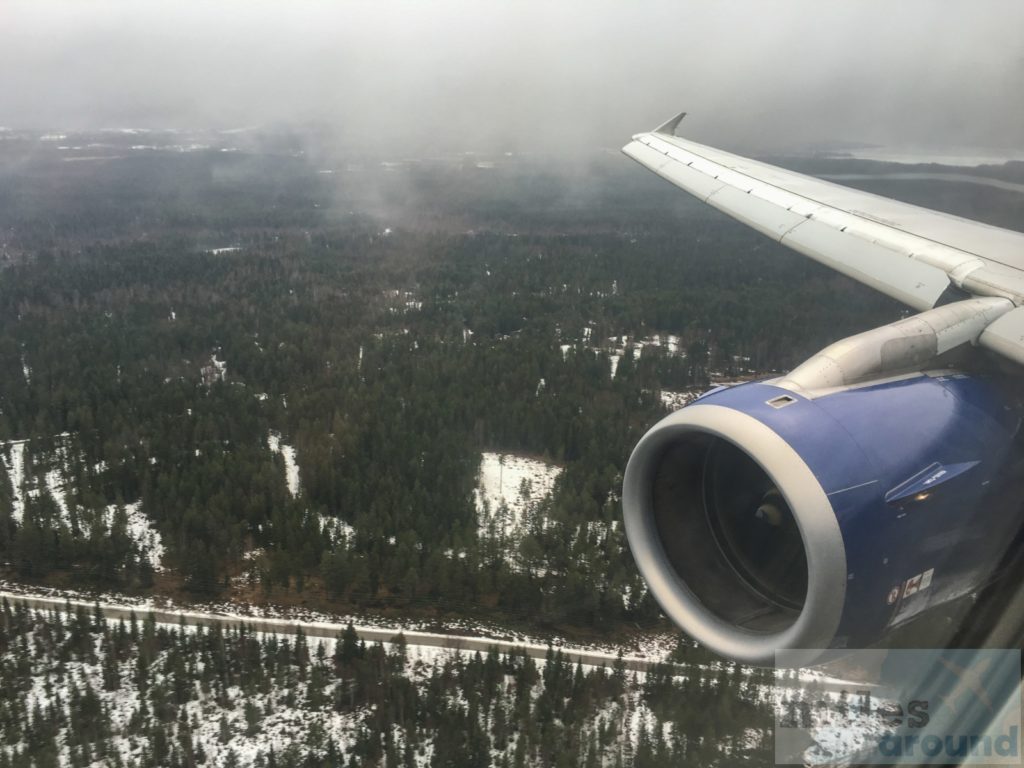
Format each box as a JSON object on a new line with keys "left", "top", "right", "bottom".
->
{"left": 0, "top": 129, "right": 921, "bottom": 637}
{"left": 0, "top": 599, "right": 781, "bottom": 767}
{"left": 4, "top": 129, "right": 1019, "bottom": 634}
{"left": 1, "top": 126, "right": 1020, "bottom": 765}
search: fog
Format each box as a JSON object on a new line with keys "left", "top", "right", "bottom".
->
{"left": 3, "top": 0, "right": 1023, "bottom": 154}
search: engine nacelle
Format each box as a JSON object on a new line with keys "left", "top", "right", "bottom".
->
{"left": 623, "top": 371, "right": 1023, "bottom": 666}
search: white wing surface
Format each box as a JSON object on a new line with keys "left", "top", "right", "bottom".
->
{"left": 623, "top": 113, "right": 1024, "bottom": 364}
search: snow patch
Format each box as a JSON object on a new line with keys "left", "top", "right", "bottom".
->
{"left": 609, "top": 353, "right": 621, "bottom": 379}
{"left": 604, "top": 333, "right": 688, "bottom": 379}
{"left": 318, "top": 515, "right": 355, "bottom": 544}
{"left": 660, "top": 390, "right": 698, "bottom": 411}
{"left": 268, "top": 431, "right": 301, "bottom": 497}
{"left": 105, "top": 502, "right": 165, "bottom": 570}
{"left": 1, "top": 440, "right": 27, "bottom": 522}
{"left": 201, "top": 353, "right": 227, "bottom": 385}
{"left": 3, "top": 435, "right": 163, "bottom": 566}
{"left": 474, "top": 452, "right": 561, "bottom": 540}
{"left": 44, "top": 467, "right": 70, "bottom": 517}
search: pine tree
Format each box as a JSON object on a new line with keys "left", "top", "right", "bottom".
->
{"left": 218, "top": 714, "right": 232, "bottom": 745}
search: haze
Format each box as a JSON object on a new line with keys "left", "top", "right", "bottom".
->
{"left": 3, "top": 0, "right": 1023, "bottom": 155}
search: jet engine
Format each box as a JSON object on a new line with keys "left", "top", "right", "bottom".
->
{"left": 622, "top": 299, "right": 1024, "bottom": 665}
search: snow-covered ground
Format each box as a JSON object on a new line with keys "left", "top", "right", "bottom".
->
{"left": 1, "top": 587, "right": 895, "bottom": 766}
{"left": 1, "top": 440, "right": 27, "bottom": 521}
{"left": 773, "top": 685, "right": 891, "bottom": 765}
{"left": 0, "top": 587, "right": 676, "bottom": 696}
{"left": 659, "top": 390, "right": 698, "bottom": 411}
{"left": 598, "top": 334, "right": 685, "bottom": 379}
{"left": 105, "top": 502, "right": 166, "bottom": 571}
{"left": 1, "top": 436, "right": 165, "bottom": 568}
{"left": 14, "top": 610, "right": 364, "bottom": 767}
{"left": 382, "top": 288, "right": 422, "bottom": 314}
{"left": 3, "top": 588, "right": 903, "bottom": 767}
{"left": 0, "top": 581, "right": 676, "bottom": 670}
{"left": 267, "top": 431, "right": 300, "bottom": 497}
{"left": 313, "top": 511, "right": 355, "bottom": 544}
{"left": 641, "top": 333, "right": 681, "bottom": 355}
{"left": 474, "top": 452, "right": 561, "bottom": 540}
{"left": 265, "top": 433, "right": 356, "bottom": 545}
{"left": 609, "top": 352, "right": 622, "bottom": 379}
{"left": 3, "top": 597, "right": 697, "bottom": 768}
{"left": 211, "top": 353, "right": 227, "bottom": 379}
{"left": 44, "top": 466, "right": 70, "bottom": 517}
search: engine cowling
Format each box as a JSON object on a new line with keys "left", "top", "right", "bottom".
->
{"left": 623, "top": 371, "right": 1024, "bottom": 666}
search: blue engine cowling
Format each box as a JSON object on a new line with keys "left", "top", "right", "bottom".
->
{"left": 622, "top": 371, "right": 1024, "bottom": 666}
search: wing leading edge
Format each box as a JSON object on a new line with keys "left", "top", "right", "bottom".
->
{"left": 623, "top": 114, "right": 1024, "bottom": 365}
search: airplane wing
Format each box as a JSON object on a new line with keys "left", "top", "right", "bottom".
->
{"left": 622, "top": 112, "right": 1024, "bottom": 365}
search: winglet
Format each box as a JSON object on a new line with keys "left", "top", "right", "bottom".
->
{"left": 653, "top": 111, "right": 687, "bottom": 136}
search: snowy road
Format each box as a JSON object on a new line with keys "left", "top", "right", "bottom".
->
{"left": 1, "top": 591, "right": 867, "bottom": 695}
{"left": 1, "top": 591, "right": 661, "bottom": 673}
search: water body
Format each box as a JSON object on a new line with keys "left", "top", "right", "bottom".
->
{"left": 823, "top": 172, "right": 1024, "bottom": 196}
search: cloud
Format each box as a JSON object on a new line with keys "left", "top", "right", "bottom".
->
{"left": 1, "top": 0, "right": 1022, "bottom": 153}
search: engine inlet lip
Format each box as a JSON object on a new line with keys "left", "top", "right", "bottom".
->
{"left": 622, "top": 403, "right": 847, "bottom": 667}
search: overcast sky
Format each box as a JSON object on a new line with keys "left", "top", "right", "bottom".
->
{"left": 2, "top": 1, "right": 1023, "bottom": 154}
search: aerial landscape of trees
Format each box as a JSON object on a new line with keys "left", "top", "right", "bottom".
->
{"left": 1, "top": 127, "right": 1020, "bottom": 764}
{"left": 0, "top": 599, "right": 780, "bottom": 767}
{"left": 0, "top": 131, "right": 993, "bottom": 635}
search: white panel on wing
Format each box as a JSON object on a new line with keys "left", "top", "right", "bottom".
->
{"left": 705, "top": 186, "right": 807, "bottom": 240}
{"left": 780, "top": 219, "right": 951, "bottom": 311}
{"left": 659, "top": 161, "right": 727, "bottom": 202}
{"left": 622, "top": 141, "right": 724, "bottom": 201}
